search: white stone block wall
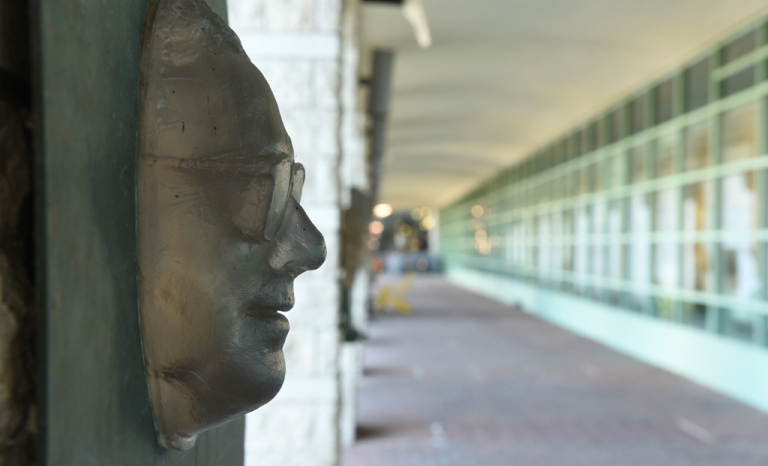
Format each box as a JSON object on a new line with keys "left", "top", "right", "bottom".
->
{"left": 227, "top": 1, "right": 368, "bottom": 465}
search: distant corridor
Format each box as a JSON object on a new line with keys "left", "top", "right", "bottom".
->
{"left": 343, "top": 274, "right": 768, "bottom": 466}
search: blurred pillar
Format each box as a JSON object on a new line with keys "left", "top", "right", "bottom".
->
{"left": 428, "top": 210, "right": 440, "bottom": 256}
{"left": 367, "top": 49, "right": 394, "bottom": 203}
{"left": 338, "top": 2, "right": 370, "bottom": 449}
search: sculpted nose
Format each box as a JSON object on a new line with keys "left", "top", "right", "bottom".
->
{"left": 267, "top": 196, "right": 326, "bottom": 275}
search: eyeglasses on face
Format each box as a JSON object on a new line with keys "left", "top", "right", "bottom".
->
{"left": 149, "top": 152, "right": 305, "bottom": 242}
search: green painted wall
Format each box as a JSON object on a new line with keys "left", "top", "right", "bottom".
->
{"left": 447, "top": 266, "right": 768, "bottom": 414}
{"left": 37, "top": 0, "right": 243, "bottom": 464}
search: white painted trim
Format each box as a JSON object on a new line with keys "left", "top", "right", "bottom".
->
{"left": 447, "top": 265, "right": 768, "bottom": 413}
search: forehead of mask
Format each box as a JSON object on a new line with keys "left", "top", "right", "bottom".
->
{"left": 140, "top": 0, "right": 293, "bottom": 161}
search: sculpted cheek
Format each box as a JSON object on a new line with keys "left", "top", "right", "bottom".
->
{"left": 137, "top": 0, "right": 323, "bottom": 451}
{"left": 152, "top": 274, "right": 213, "bottom": 354}
{"left": 154, "top": 274, "right": 189, "bottom": 319}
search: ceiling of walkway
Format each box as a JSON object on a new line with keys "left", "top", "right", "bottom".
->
{"left": 361, "top": 0, "right": 768, "bottom": 209}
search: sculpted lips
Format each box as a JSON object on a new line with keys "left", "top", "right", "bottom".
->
{"left": 248, "top": 309, "right": 290, "bottom": 349}
{"left": 246, "top": 278, "right": 296, "bottom": 314}
{"left": 242, "top": 280, "right": 294, "bottom": 339}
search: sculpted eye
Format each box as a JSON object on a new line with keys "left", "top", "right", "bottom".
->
{"left": 227, "top": 159, "right": 294, "bottom": 241}
{"left": 291, "top": 163, "right": 305, "bottom": 203}
{"left": 229, "top": 175, "right": 274, "bottom": 240}
{"left": 262, "top": 159, "right": 292, "bottom": 239}
{"left": 157, "top": 154, "right": 299, "bottom": 241}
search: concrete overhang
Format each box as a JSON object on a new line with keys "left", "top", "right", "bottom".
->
{"left": 361, "top": 0, "right": 768, "bottom": 209}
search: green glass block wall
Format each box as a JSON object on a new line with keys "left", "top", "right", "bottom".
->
{"left": 441, "top": 18, "right": 768, "bottom": 346}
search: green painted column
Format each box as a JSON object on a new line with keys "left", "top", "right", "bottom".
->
{"left": 36, "top": 0, "right": 243, "bottom": 464}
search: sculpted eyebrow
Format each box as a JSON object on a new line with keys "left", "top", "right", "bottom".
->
{"left": 149, "top": 152, "right": 292, "bottom": 172}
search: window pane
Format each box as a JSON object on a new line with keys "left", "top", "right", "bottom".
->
{"left": 682, "top": 241, "right": 710, "bottom": 328}
{"left": 551, "top": 212, "right": 563, "bottom": 273}
{"left": 537, "top": 180, "right": 551, "bottom": 205}
{"left": 574, "top": 205, "right": 590, "bottom": 291}
{"left": 543, "top": 148, "right": 553, "bottom": 170}
{"left": 722, "top": 240, "right": 760, "bottom": 299}
{"left": 558, "top": 139, "right": 568, "bottom": 164}
{"left": 655, "top": 135, "right": 676, "bottom": 177}
{"left": 685, "top": 122, "right": 710, "bottom": 170}
{"left": 629, "top": 93, "right": 648, "bottom": 134}
{"left": 579, "top": 128, "right": 589, "bottom": 155}
{"left": 587, "top": 122, "right": 598, "bottom": 152}
{"left": 725, "top": 308, "right": 753, "bottom": 342}
{"left": 683, "top": 181, "right": 713, "bottom": 231}
{"left": 524, "top": 217, "right": 534, "bottom": 268}
{"left": 607, "top": 199, "right": 623, "bottom": 279}
{"left": 722, "top": 171, "right": 758, "bottom": 231}
{"left": 507, "top": 221, "right": 521, "bottom": 266}
{"left": 629, "top": 145, "right": 646, "bottom": 183}
{"left": 628, "top": 191, "right": 651, "bottom": 311}
{"left": 656, "top": 187, "right": 678, "bottom": 230}
{"left": 682, "top": 243, "right": 711, "bottom": 292}
{"left": 610, "top": 108, "right": 623, "bottom": 143}
{"left": 721, "top": 65, "right": 755, "bottom": 97}
{"left": 629, "top": 194, "right": 651, "bottom": 283}
{"left": 655, "top": 136, "right": 679, "bottom": 289}
{"left": 721, "top": 104, "right": 760, "bottom": 304}
{"left": 568, "top": 133, "right": 580, "bottom": 159}
{"left": 601, "top": 156, "right": 613, "bottom": 189}
{"left": 721, "top": 28, "right": 756, "bottom": 65}
{"left": 655, "top": 78, "right": 675, "bottom": 123}
{"left": 592, "top": 200, "right": 606, "bottom": 277}
{"left": 685, "top": 57, "right": 709, "bottom": 111}
{"left": 562, "top": 210, "right": 574, "bottom": 273}
{"left": 574, "top": 168, "right": 589, "bottom": 195}
{"left": 628, "top": 144, "right": 650, "bottom": 298}
{"left": 585, "top": 166, "right": 593, "bottom": 193}
{"left": 592, "top": 162, "right": 603, "bottom": 191}
{"left": 656, "top": 208, "right": 679, "bottom": 290}
{"left": 655, "top": 240, "right": 678, "bottom": 289}
{"left": 722, "top": 102, "right": 757, "bottom": 162}
{"left": 550, "top": 175, "right": 562, "bottom": 201}
{"left": 599, "top": 116, "right": 610, "bottom": 148}
{"left": 538, "top": 214, "right": 551, "bottom": 276}
{"left": 570, "top": 170, "right": 581, "bottom": 196}
{"left": 765, "top": 58, "right": 768, "bottom": 83}
{"left": 612, "top": 150, "right": 626, "bottom": 185}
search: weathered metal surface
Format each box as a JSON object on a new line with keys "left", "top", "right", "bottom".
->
{"left": 0, "top": 0, "right": 34, "bottom": 463}
{"left": 0, "top": 103, "right": 34, "bottom": 466}
{"left": 137, "top": 0, "right": 326, "bottom": 450}
{"left": 37, "top": 0, "right": 248, "bottom": 464}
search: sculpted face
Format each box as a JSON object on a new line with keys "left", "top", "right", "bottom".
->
{"left": 137, "top": 0, "right": 326, "bottom": 450}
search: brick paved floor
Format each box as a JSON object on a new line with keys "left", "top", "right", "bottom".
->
{"left": 342, "top": 274, "right": 768, "bottom": 466}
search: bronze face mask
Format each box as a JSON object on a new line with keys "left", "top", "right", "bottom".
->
{"left": 137, "top": 0, "right": 326, "bottom": 450}
{"left": 150, "top": 153, "right": 306, "bottom": 241}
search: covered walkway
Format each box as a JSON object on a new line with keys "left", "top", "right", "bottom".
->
{"left": 343, "top": 275, "right": 768, "bottom": 466}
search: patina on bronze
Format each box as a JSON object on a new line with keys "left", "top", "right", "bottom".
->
{"left": 137, "top": 0, "right": 326, "bottom": 450}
